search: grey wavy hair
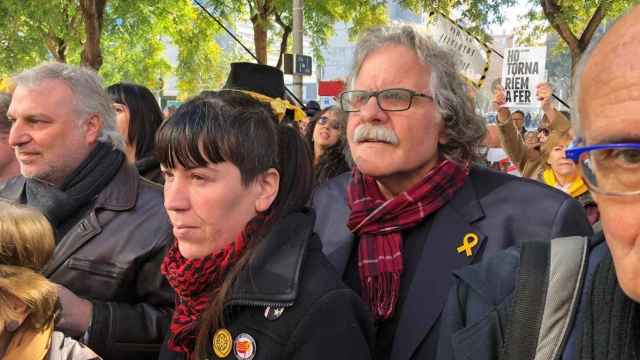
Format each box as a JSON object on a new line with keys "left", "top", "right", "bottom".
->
{"left": 11, "top": 62, "right": 124, "bottom": 151}
{"left": 0, "top": 92, "right": 11, "bottom": 134}
{"left": 347, "top": 25, "right": 486, "bottom": 164}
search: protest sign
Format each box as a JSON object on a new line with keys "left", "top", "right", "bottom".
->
{"left": 427, "top": 12, "right": 491, "bottom": 88}
{"left": 501, "top": 47, "right": 547, "bottom": 107}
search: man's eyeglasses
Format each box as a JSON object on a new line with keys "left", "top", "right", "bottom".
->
{"left": 317, "top": 116, "right": 341, "bottom": 130}
{"left": 566, "top": 143, "right": 640, "bottom": 196}
{"left": 339, "top": 88, "right": 433, "bottom": 112}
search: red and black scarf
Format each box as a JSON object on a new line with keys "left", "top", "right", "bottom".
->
{"left": 161, "top": 230, "right": 249, "bottom": 356}
{"left": 347, "top": 160, "right": 468, "bottom": 320}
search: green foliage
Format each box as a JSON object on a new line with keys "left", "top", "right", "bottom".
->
{"left": 0, "top": 0, "right": 78, "bottom": 77}
{"left": 203, "top": 0, "right": 387, "bottom": 67}
{"left": 303, "top": 0, "right": 388, "bottom": 63}
{"left": 398, "top": 0, "right": 517, "bottom": 42}
{"left": 514, "top": 0, "right": 639, "bottom": 75}
{"left": 0, "top": 0, "right": 227, "bottom": 98}
{"left": 513, "top": 1, "right": 635, "bottom": 47}
{"left": 158, "top": 1, "right": 225, "bottom": 98}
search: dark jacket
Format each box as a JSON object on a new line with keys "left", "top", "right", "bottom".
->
{"left": 0, "top": 163, "right": 174, "bottom": 360}
{"left": 437, "top": 232, "right": 609, "bottom": 360}
{"left": 159, "top": 209, "right": 374, "bottom": 360}
{"left": 311, "top": 165, "right": 593, "bottom": 360}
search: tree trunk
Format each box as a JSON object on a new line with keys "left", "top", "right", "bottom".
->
{"left": 569, "top": 48, "right": 583, "bottom": 76}
{"left": 79, "top": 0, "right": 107, "bottom": 70}
{"left": 540, "top": 0, "right": 609, "bottom": 76}
{"left": 252, "top": 16, "right": 269, "bottom": 64}
{"left": 250, "top": 0, "right": 273, "bottom": 65}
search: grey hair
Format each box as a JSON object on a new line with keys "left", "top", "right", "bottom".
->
{"left": 347, "top": 25, "right": 487, "bottom": 164}
{"left": 12, "top": 62, "right": 124, "bottom": 151}
{"left": 0, "top": 92, "right": 11, "bottom": 134}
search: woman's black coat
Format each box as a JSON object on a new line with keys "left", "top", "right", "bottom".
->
{"left": 159, "top": 209, "right": 374, "bottom": 360}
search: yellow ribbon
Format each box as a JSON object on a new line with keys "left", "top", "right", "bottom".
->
{"left": 457, "top": 233, "right": 479, "bottom": 257}
{"left": 239, "top": 90, "right": 306, "bottom": 123}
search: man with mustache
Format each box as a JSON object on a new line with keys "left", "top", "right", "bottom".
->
{"left": 312, "top": 25, "right": 593, "bottom": 360}
{"left": 1, "top": 62, "right": 173, "bottom": 360}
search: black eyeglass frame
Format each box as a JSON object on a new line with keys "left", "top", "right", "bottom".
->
{"left": 339, "top": 88, "right": 433, "bottom": 113}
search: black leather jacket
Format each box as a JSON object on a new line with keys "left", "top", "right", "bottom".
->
{"left": 0, "top": 163, "right": 174, "bottom": 360}
{"left": 159, "top": 209, "right": 374, "bottom": 360}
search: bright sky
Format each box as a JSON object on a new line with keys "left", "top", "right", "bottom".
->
{"left": 488, "top": 0, "right": 534, "bottom": 35}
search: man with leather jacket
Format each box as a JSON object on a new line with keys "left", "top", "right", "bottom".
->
{"left": 1, "top": 62, "right": 174, "bottom": 360}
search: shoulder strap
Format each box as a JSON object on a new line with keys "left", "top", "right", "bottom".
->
{"left": 534, "top": 236, "right": 589, "bottom": 360}
{"left": 500, "top": 240, "right": 550, "bottom": 360}
{"left": 501, "top": 236, "right": 589, "bottom": 360}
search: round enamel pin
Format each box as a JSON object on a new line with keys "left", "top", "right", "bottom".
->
{"left": 233, "top": 333, "right": 257, "bottom": 360}
{"left": 212, "top": 328, "right": 232, "bottom": 358}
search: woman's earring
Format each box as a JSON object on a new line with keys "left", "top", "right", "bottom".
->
{"left": 5, "top": 320, "right": 20, "bottom": 332}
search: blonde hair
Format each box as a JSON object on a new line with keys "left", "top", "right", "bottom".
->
{"left": 542, "top": 131, "right": 573, "bottom": 168}
{"left": 0, "top": 202, "right": 58, "bottom": 330}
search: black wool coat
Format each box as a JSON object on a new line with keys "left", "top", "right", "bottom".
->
{"left": 312, "top": 165, "right": 594, "bottom": 360}
{"left": 159, "top": 209, "right": 375, "bottom": 360}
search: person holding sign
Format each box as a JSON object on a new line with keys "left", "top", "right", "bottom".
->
{"left": 437, "top": 6, "right": 640, "bottom": 359}
{"left": 501, "top": 47, "right": 546, "bottom": 108}
{"left": 494, "top": 82, "right": 571, "bottom": 180}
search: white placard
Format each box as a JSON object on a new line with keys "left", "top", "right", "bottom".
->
{"left": 501, "top": 47, "right": 547, "bottom": 107}
{"left": 427, "top": 12, "right": 490, "bottom": 88}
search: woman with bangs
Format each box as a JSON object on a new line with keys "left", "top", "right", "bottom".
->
{"left": 157, "top": 90, "right": 373, "bottom": 360}
{"left": 304, "top": 106, "right": 351, "bottom": 185}
{"left": 106, "top": 83, "right": 165, "bottom": 183}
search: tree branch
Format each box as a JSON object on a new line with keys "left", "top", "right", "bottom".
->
{"left": 541, "top": 0, "right": 579, "bottom": 53}
{"left": 247, "top": 0, "right": 255, "bottom": 15}
{"left": 275, "top": 12, "right": 292, "bottom": 68}
{"left": 579, "top": 1, "right": 608, "bottom": 50}
{"left": 45, "top": 32, "right": 67, "bottom": 63}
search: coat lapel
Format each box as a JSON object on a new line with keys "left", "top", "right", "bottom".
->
{"left": 391, "top": 178, "right": 487, "bottom": 360}
{"left": 42, "top": 211, "right": 102, "bottom": 277}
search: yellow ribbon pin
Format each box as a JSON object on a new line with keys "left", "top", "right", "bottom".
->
{"left": 457, "top": 233, "right": 479, "bottom": 257}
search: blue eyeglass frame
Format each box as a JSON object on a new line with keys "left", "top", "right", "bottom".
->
{"left": 565, "top": 143, "right": 640, "bottom": 162}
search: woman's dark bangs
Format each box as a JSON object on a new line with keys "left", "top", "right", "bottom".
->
{"left": 155, "top": 100, "right": 225, "bottom": 169}
{"left": 106, "top": 84, "right": 126, "bottom": 106}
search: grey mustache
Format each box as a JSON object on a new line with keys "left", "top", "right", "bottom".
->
{"left": 352, "top": 124, "right": 399, "bottom": 145}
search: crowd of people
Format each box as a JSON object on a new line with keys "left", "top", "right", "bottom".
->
{"left": 0, "top": 4, "right": 639, "bottom": 360}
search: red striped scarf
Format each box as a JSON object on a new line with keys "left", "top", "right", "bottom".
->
{"left": 347, "top": 160, "right": 468, "bottom": 320}
{"left": 161, "top": 233, "right": 247, "bottom": 356}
